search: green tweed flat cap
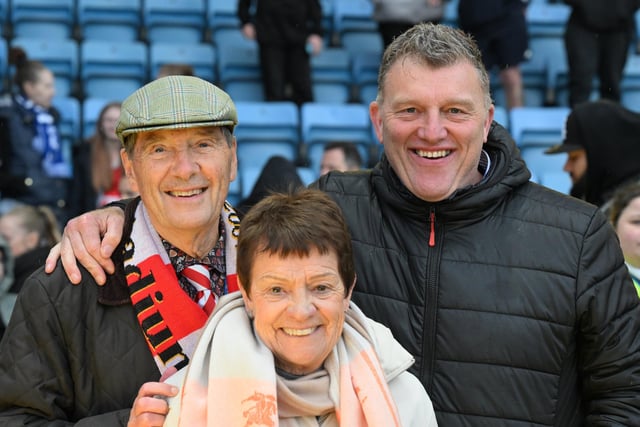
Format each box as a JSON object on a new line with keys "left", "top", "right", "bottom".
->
{"left": 116, "top": 75, "right": 237, "bottom": 142}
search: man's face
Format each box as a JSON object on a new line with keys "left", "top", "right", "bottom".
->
{"left": 370, "top": 58, "right": 493, "bottom": 202}
{"left": 121, "top": 126, "right": 237, "bottom": 254}
{"left": 563, "top": 149, "right": 587, "bottom": 184}
{"left": 320, "top": 148, "right": 349, "bottom": 176}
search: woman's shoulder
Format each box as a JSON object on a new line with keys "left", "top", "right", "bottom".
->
{"left": 388, "top": 371, "right": 438, "bottom": 427}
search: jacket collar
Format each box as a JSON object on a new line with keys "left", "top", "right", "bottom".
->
{"left": 97, "top": 197, "right": 140, "bottom": 306}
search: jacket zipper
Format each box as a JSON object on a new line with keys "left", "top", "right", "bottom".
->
{"left": 422, "top": 205, "right": 439, "bottom": 392}
{"left": 428, "top": 208, "right": 436, "bottom": 247}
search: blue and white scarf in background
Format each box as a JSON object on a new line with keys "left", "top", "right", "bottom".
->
{"left": 15, "top": 94, "right": 72, "bottom": 178}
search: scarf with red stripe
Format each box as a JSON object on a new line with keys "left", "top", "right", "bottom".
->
{"left": 123, "top": 201, "right": 240, "bottom": 377}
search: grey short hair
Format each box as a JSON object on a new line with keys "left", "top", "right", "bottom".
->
{"left": 377, "top": 23, "right": 492, "bottom": 108}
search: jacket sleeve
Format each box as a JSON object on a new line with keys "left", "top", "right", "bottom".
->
{"left": 576, "top": 212, "right": 640, "bottom": 424}
{"left": 0, "top": 276, "right": 129, "bottom": 426}
{"left": 307, "top": 0, "right": 324, "bottom": 36}
{"left": 237, "top": 0, "right": 252, "bottom": 25}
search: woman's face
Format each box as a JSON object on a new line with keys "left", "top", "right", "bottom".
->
{"left": 100, "top": 105, "right": 121, "bottom": 142}
{"left": 241, "top": 248, "right": 352, "bottom": 376}
{"left": 0, "top": 214, "right": 36, "bottom": 257}
{"left": 23, "top": 68, "right": 55, "bottom": 109}
{"left": 615, "top": 196, "right": 640, "bottom": 267}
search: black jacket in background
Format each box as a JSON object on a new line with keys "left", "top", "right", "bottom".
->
{"left": 237, "top": 0, "right": 323, "bottom": 46}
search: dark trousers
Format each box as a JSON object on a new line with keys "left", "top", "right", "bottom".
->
{"left": 564, "top": 16, "right": 632, "bottom": 107}
{"left": 258, "top": 43, "right": 313, "bottom": 105}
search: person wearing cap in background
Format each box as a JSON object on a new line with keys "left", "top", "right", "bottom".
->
{"left": 546, "top": 99, "right": 640, "bottom": 214}
{"left": 0, "top": 75, "right": 241, "bottom": 425}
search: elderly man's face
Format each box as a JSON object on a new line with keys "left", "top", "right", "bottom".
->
{"left": 241, "top": 247, "right": 352, "bottom": 376}
{"left": 121, "top": 126, "right": 237, "bottom": 255}
{"left": 370, "top": 58, "right": 493, "bottom": 202}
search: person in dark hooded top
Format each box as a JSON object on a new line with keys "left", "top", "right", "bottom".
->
{"left": 545, "top": 99, "right": 640, "bottom": 213}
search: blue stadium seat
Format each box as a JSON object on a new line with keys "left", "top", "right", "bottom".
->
{"left": 224, "top": 81, "right": 265, "bottom": 102}
{"left": 538, "top": 170, "right": 571, "bottom": 194}
{"left": 143, "top": 0, "right": 206, "bottom": 43}
{"left": 77, "top": 0, "right": 142, "bottom": 41}
{"left": 301, "top": 102, "right": 373, "bottom": 171}
{"left": 227, "top": 176, "right": 242, "bottom": 207}
{"left": 509, "top": 106, "right": 570, "bottom": 148}
{"left": 351, "top": 50, "right": 380, "bottom": 103}
{"left": 320, "top": 0, "right": 335, "bottom": 44}
{"left": 149, "top": 42, "right": 217, "bottom": 82}
{"left": 0, "top": 38, "right": 8, "bottom": 92}
{"left": 82, "top": 97, "right": 110, "bottom": 138}
{"left": 238, "top": 165, "right": 262, "bottom": 199}
{"left": 207, "top": 0, "right": 241, "bottom": 41}
{"left": 52, "top": 96, "right": 81, "bottom": 145}
{"left": 492, "top": 48, "right": 549, "bottom": 108}
{"left": 234, "top": 101, "right": 300, "bottom": 145}
{"left": 311, "top": 47, "right": 352, "bottom": 103}
{"left": 217, "top": 39, "right": 261, "bottom": 91}
{"left": 11, "top": 37, "right": 79, "bottom": 97}
{"left": 622, "top": 53, "right": 640, "bottom": 112}
{"left": 297, "top": 166, "right": 317, "bottom": 185}
{"left": 11, "top": 0, "right": 75, "bottom": 39}
{"left": 80, "top": 40, "right": 148, "bottom": 100}
{"left": 340, "top": 31, "right": 383, "bottom": 56}
{"left": 526, "top": 3, "right": 571, "bottom": 39}
{"left": 528, "top": 37, "right": 568, "bottom": 106}
{"left": 211, "top": 27, "right": 247, "bottom": 48}
{"left": 442, "top": 0, "right": 459, "bottom": 27}
{"left": 234, "top": 101, "right": 300, "bottom": 170}
{"left": 333, "top": 0, "right": 376, "bottom": 37}
{"left": 493, "top": 105, "right": 509, "bottom": 130}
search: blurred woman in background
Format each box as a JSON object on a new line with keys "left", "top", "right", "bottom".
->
{"left": 0, "top": 204, "right": 61, "bottom": 295}
{"left": 70, "top": 102, "right": 126, "bottom": 216}
{"left": 609, "top": 182, "right": 640, "bottom": 298}
{"left": 0, "top": 47, "right": 72, "bottom": 225}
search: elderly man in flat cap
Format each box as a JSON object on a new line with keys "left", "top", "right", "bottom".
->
{"left": 0, "top": 76, "right": 241, "bottom": 426}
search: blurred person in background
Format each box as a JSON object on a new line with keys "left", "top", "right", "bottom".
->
{"left": 0, "top": 47, "right": 72, "bottom": 225}
{"left": 0, "top": 235, "right": 14, "bottom": 339}
{"left": 609, "top": 182, "right": 640, "bottom": 298}
{"left": 70, "top": 102, "right": 124, "bottom": 217}
{"left": 320, "top": 141, "right": 364, "bottom": 176}
{"left": 373, "top": 0, "right": 446, "bottom": 48}
{"left": 238, "top": 0, "right": 323, "bottom": 105}
{"left": 545, "top": 99, "right": 640, "bottom": 213}
{"left": 0, "top": 204, "right": 60, "bottom": 296}
{"left": 457, "top": 0, "right": 529, "bottom": 109}
{"left": 563, "top": 0, "right": 640, "bottom": 107}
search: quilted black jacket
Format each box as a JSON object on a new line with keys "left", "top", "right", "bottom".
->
{"left": 0, "top": 200, "right": 159, "bottom": 426}
{"left": 314, "top": 122, "right": 640, "bottom": 425}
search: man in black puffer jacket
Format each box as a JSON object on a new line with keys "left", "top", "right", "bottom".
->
{"left": 41, "top": 24, "right": 640, "bottom": 426}
{"left": 312, "top": 23, "right": 640, "bottom": 425}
